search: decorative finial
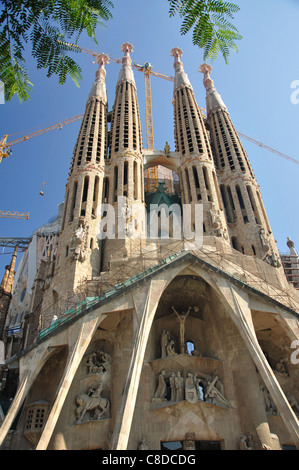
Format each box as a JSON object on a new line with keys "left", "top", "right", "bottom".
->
{"left": 117, "top": 42, "right": 135, "bottom": 86}
{"left": 199, "top": 63, "right": 214, "bottom": 90}
{"left": 121, "top": 42, "right": 134, "bottom": 54}
{"left": 170, "top": 47, "right": 183, "bottom": 60}
{"left": 170, "top": 47, "right": 183, "bottom": 70}
{"left": 170, "top": 47, "right": 192, "bottom": 92}
{"left": 96, "top": 53, "right": 110, "bottom": 67}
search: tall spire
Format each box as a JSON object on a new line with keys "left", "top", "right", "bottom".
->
{"left": 109, "top": 43, "right": 143, "bottom": 157}
{"left": 171, "top": 48, "right": 229, "bottom": 241}
{"left": 117, "top": 43, "right": 136, "bottom": 87}
{"left": 170, "top": 47, "right": 193, "bottom": 93}
{"left": 0, "top": 246, "right": 17, "bottom": 337}
{"left": 0, "top": 245, "right": 17, "bottom": 294}
{"left": 199, "top": 63, "right": 227, "bottom": 116}
{"left": 68, "top": 55, "right": 109, "bottom": 178}
{"left": 87, "top": 53, "right": 109, "bottom": 104}
{"left": 102, "top": 43, "right": 144, "bottom": 270}
{"left": 52, "top": 52, "right": 109, "bottom": 296}
{"left": 200, "top": 64, "right": 280, "bottom": 263}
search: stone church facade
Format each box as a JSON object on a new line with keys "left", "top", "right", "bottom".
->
{"left": 0, "top": 43, "right": 298, "bottom": 451}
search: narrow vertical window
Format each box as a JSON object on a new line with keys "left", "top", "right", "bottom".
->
{"left": 246, "top": 186, "right": 261, "bottom": 224}
{"left": 92, "top": 176, "right": 99, "bottom": 217}
{"left": 123, "top": 161, "right": 128, "bottom": 197}
{"left": 184, "top": 168, "right": 192, "bottom": 203}
{"left": 69, "top": 181, "right": 78, "bottom": 222}
{"left": 103, "top": 177, "right": 109, "bottom": 203}
{"left": 113, "top": 165, "right": 118, "bottom": 202}
{"left": 134, "top": 161, "right": 138, "bottom": 199}
{"left": 80, "top": 176, "right": 89, "bottom": 217}
{"left": 236, "top": 185, "right": 248, "bottom": 223}
{"left": 61, "top": 189, "right": 69, "bottom": 230}
{"left": 192, "top": 165, "right": 201, "bottom": 201}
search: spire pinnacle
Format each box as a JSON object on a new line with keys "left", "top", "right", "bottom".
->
{"left": 117, "top": 42, "right": 135, "bottom": 86}
{"left": 87, "top": 53, "right": 109, "bottom": 104}
{"left": 199, "top": 63, "right": 227, "bottom": 115}
{"left": 170, "top": 47, "right": 192, "bottom": 92}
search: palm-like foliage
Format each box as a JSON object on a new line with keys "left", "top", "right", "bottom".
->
{"left": 168, "top": 0, "right": 242, "bottom": 64}
{"left": 0, "top": 0, "right": 113, "bottom": 102}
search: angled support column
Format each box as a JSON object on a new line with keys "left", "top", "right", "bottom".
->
{"left": 110, "top": 277, "right": 168, "bottom": 450}
{"left": 0, "top": 346, "right": 53, "bottom": 448}
{"left": 35, "top": 316, "right": 101, "bottom": 450}
{"left": 215, "top": 277, "right": 299, "bottom": 449}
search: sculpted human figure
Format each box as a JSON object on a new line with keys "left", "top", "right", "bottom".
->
{"left": 204, "top": 376, "right": 230, "bottom": 408}
{"left": 185, "top": 373, "right": 198, "bottom": 404}
{"left": 183, "top": 432, "right": 196, "bottom": 450}
{"left": 169, "top": 372, "right": 176, "bottom": 401}
{"left": 138, "top": 437, "right": 148, "bottom": 450}
{"left": 166, "top": 339, "right": 177, "bottom": 357}
{"left": 171, "top": 306, "right": 191, "bottom": 353}
{"left": 175, "top": 371, "right": 184, "bottom": 401}
{"left": 239, "top": 434, "right": 254, "bottom": 450}
{"left": 161, "top": 329, "right": 170, "bottom": 358}
{"left": 259, "top": 227, "right": 270, "bottom": 251}
{"left": 164, "top": 141, "right": 170, "bottom": 155}
{"left": 153, "top": 370, "right": 167, "bottom": 400}
{"left": 75, "top": 381, "right": 110, "bottom": 423}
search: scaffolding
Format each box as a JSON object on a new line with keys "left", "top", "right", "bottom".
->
{"left": 280, "top": 253, "right": 299, "bottom": 289}
{"left": 36, "top": 237, "right": 299, "bottom": 340}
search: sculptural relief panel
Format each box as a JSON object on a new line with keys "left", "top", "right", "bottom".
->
{"left": 74, "top": 337, "right": 113, "bottom": 424}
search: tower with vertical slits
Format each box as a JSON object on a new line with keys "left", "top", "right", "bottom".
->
{"left": 52, "top": 54, "right": 109, "bottom": 297}
{"left": 101, "top": 43, "right": 144, "bottom": 270}
{"left": 199, "top": 63, "right": 280, "bottom": 264}
{"left": 171, "top": 48, "right": 228, "bottom": 241}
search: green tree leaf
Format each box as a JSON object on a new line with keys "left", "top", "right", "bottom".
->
{"left": 168, "top": 0, "right": 242, "bottom": 64}
{"left": 0, "top": 0, "right": 114, "bottom": 102}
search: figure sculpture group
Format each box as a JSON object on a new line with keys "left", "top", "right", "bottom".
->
{"left": 154, "top": 305, "right": 231, "bottom": 408}
{"left": 75, "top": 350, "right": 112, "bottom": 424}
{"left": 152, "top": 369, "right": 230, "bottom": 408}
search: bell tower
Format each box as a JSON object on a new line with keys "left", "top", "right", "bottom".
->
{"left": 101, "top": 43, "right": 144, "bottom": 269}
{"left": 171, "top": 48, "right": 228, "bottom": 243}
{"left": 52, "top": 54, "right": 109, "bottom": 296}
{"left": 199, "top": 64, "right": 280, "bottom": 264}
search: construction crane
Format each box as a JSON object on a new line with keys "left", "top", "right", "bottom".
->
{"left": 0, "top": 211, "right": 29, "bottom": 220}
{"left": 0, "top": 114, "right": 83, "bottom": 163}
{"left": 237, "top": 132, "right": 299, "bottom": 166}
{"left": 0, "top": 114, "right": 84, "bottom": 219}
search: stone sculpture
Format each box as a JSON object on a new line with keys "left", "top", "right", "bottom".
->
{"left": 260, "top": 385, "right": 278, "bottom": 415}
{"left": 239, "top": 434, "right": 254, "bottom": 450}
{"left": 85, "top": 350, "right": 112, "bottom": 375}
{"left": 259, "top": 227, "right": 270, "bottom": 252}
{"left": 274, "top": 359, "right": 288, "bottom": 377}
{"left": 171, "top": 305, "right": 191, "bottom": 354}
{"left": 138, "top": 437, "right": 148, "bottom": 450}
{"left": 153, "top": 370, "right": 167, "bottom": 401}
{"left": 183, "top": 432, "right": 196, "bottom": 450}
{"left": 174, "top": 371, "right": 184, "bottom": 401}
{"left": 185, "top": 373, "right": 198, "bottom": 404}
{"left": 71, "top": 222, "right": 88, "bottom": 262}
{"left": 75, "top": 381, "right": 110, "bottom": 423}
{"left": 203, "top": 376, "right": 230, "bottom": 408}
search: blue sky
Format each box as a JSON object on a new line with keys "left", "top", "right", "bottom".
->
{"left": 0, "top": 0, "right": 299, "bottom": 277}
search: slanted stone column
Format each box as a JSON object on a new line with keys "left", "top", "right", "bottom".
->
{"left": 35, "top": 316, "right": 101, "bottom": 450}
{"left": 214, "top": 277, "right": 299, "bottom": 449}
{"left": 110, "top": 277, "right": 168, "bottom": 450}
{"left": 0, "top": 345, "right": 54, "bottom": 447}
